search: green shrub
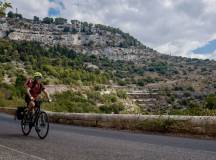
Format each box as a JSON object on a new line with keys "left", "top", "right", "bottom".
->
{"left": 15, "top": 74, "right": 27, "bottom": 97}
{"left": 206, "top": 94, "right": 216, "bottom": 109}
{"left": 44, "top": 91, "right": 100, "bottom": 113}
{"left": 117, "top": 90, "right": 127, "bottom": 99}
{"left": 99, "top": 102, "right": 124, "bottom": 114}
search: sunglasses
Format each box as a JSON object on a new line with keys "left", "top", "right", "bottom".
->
{"left": 35, "top": 76, "right": 42, "bottom": 80}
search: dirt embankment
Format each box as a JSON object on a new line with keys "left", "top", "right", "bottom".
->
{"left": 45, "top": 85, "right": 70, "bottom": 95}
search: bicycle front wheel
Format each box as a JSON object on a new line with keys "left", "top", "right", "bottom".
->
{"left": 35, "top": 111, "right": 49, "bottom": 139}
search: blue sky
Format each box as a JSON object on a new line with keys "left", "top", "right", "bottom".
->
{"left": 9, "top": 0, "right": 216, "bottom": 60}
{"left": 48, "top": 8, "right": 60, "bottom": 16}
{"left": 193, "top": 39, "right": 216, "bottom": 55}
{"left": 48, "top": 0, "right": 64, "bottom": 16}
{"left": 48, "top": 0, "right": 65, "bottom": 9}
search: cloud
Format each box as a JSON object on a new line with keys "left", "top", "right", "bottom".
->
{"left": 9, "top": 0, "right": 64, "bottom": 18}
{"left": 7, "top": 0, "right": 216, "bottom": 60}
{"left": 9, "top": 0, "right": 50, "bottom": 18}
{"left": 189, "top": 51, "right": 216, "bottom": 60}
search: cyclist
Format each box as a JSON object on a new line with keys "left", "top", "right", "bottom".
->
{"left": 24, "top": 72, "right": 51, "bottom": 112}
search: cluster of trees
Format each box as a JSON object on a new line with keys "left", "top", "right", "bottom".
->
{"left": 33, "top": 16, "right": 40, "bottom": 22}
{"left": 42, "top": 17, "right": 67, "bottom": 25}
{"left": 0, "top": 38, "right": 212, "bottom": 89}
{"left": 170, "top": 96, "right": 216, "bottom": 116}
{"left": 0, "top": 39, "right": 110, "bottom": 85}
{"left": 136, "top": 77, "right": 160, "bottom": 86}
{"left": 7, "top": 11, "right": 22, "bottom": 19}
{"left": 167, "top": 91, "right": 216, "bottom": 116}
{"left": 95, "top": 24, "right": 142, "bottom": 48}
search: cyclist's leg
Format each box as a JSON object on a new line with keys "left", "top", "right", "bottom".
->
{"left": 34, "top": 100, "right": 40, "bottom": 109}
{"left": 24, "top": 95, "right": 34, "bottom": 122}
{"left": 25, "top": 94, "right": 35, "bottom": 112}
{"left": 34, "top": 99, "right": 42, "bottom": 129}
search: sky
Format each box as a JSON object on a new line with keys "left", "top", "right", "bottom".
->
{"left": 7, "top": 0, "right": 216, "bottom": 60}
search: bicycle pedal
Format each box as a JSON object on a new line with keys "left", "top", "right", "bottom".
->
{"left": 30, "top": 123, "right": 35, "bottom": 127}
{"left": 35, "top": 127, "right": 41, "bottom": 132}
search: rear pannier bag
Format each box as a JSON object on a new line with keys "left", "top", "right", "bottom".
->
{"left": 16, "top": 107, "right": 26, "bottom": 120}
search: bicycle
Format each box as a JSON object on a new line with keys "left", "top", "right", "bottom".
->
{"left": 20, "top": 100, "right": 50, "bottom": 139}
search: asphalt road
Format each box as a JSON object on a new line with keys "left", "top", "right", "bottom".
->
{"left": 0, "top": 113, "right": 216, "bottom": 160}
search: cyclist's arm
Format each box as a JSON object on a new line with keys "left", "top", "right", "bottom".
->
{"left": 24, "top": 80, "right": 34, "bottom": 100}
{"left": 43, "top": 89, "right": 51, "bottom": 101}
{"left": 26, "top": 88, "right": 34, "bottom": 100}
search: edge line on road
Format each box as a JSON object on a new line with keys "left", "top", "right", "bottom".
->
{"left": 0, "top": 144, "right": 46, "bottom": 160}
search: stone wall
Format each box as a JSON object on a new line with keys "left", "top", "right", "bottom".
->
{"left": 1, "top": 107, "right": 216, "bottom": 137}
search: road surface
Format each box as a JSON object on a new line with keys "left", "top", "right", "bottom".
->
{"left": 0, "top": 113, "right": 216, "bottom": 160}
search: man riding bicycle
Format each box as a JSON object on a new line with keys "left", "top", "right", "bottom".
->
{"left": 24, "top": 72, "right": 51, "bottom": 112}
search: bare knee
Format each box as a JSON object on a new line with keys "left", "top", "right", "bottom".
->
{"left": 28, "top": 101, "right": 35, "bottom": 111}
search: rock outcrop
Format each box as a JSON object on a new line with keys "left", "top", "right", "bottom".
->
{"left": 0, "top": 17, "right": 159, "bottom": 61}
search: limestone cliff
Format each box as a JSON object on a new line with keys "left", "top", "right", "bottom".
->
{"left": 0, "top": 17, "right": 158, "bottom": 61}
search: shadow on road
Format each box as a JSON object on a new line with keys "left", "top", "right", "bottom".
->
{"left": 0, "top": 133, "right": 38, "bottom": 140}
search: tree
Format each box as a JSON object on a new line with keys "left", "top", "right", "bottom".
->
{"left": 7, "top": 11, "right": 15, "bottom": 18}
{"left": 55, "top": 17, "right": 67, "bottom": 25}
{"left": 71, "top": 28, "right": 78, "bottom": 34}
{"left": 33, "top": 16, "right": 39, "bottom": 22}
{"left": 7, "top": 11, "right": 22, "bottom": 19}
{"left": 71, "top": 20, "right": 79, "bottom": 24}
{"left": 63, "top": 26, "right": 70, "bottom": 32}
{"left": 42, "top": 17, "right": 54, "bottom": 24}
{"left": 0, "top": 1, "right": 12, "bottom": 17}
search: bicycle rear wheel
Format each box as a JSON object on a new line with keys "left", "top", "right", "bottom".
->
{"left": 35, "top": 111, "right": 49, "bottom": 139}
{"left": 21, "top": 111, "right": 32, "bottom": 136}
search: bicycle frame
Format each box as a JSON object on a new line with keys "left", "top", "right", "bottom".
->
{"left": 30, "top": 100, "right": 46, "bottom": 125}
{"left": 21, "top": 100, "right": 50, "bottom": 139}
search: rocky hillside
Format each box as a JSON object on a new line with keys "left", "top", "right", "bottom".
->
{"left": 0, "top": 16, "right": 159, "bottom": 61}
{"left": 0, "top": 15, "right": 216, "bottom": 114}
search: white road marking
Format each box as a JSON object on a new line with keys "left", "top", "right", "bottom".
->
{"left": 0, "top": 144, "right": 46, "bottom": 160}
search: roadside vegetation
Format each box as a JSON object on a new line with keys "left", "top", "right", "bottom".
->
{"left": 0, "top": 39, "right": 139, "bottom": 114}
{"left": 0, "top": 1, "right": 215, "bottom": 115}
{"left": 0, "top": 38, "right": 216, "bottom": 115}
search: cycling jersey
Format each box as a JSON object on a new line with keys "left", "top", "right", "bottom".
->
{"left": 25, "top": 79, "right": 45, "bottom": 99}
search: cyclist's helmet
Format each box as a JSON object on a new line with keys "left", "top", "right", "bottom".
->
{"left": 33, "top": 72, "right": 43, "bottom": 79}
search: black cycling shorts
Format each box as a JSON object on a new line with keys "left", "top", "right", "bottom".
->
{"left": 25, "top": 94, "right": 40, "bottom": 108}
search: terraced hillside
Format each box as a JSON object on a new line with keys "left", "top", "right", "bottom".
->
{"left": 0, "top": 15, "right": 215, "bottom": 115}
